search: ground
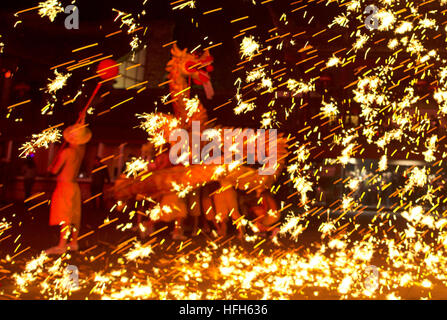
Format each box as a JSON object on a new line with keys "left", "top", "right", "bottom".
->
{"left": 0, "top": 202, "right": 446, "bottom": 300}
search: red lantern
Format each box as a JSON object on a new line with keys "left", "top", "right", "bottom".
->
{"left": 96, "top": 59, "right": 119, "bottom": 80}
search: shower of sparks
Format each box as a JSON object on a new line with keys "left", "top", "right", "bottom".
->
{"left": 172, "top": 0, "right": 196, "bottom": 10}
{"left": 286, "top": 79, "right": 315, "bottom": 96}
{"left": 240, "top": 36, "right": 260, "bottom": 59}
{"left": 124, "top": 157, "right": 149, "bottom": 178}
{"left": 137, "top": 113, "right": 180, "bottom": 148}
{"left": 47, "top": 70, "right": 71, "bottom": 94}
{"left": 326, "top": 56, "right": 341, "bottom": 68}
{"left": 0, "top": 219, "right": 11, "bottom": 235}
{"left": 130, "top": 35, "right": 141, "bottom": 51}
{"left": 37, "top": 0, "right": 64, "bottom": 22}
{"left": 5, "top": 227, "right": 447, "bottom": 299}
{"left": 234, "top": 101, "right": 256, "bottom": 115}
{"left": 184, "top": 96, "right": 200, "bottom": 119}
{"left": 171, "top": 182, "right": 193, "bottom": 198}
{"left": 19, "top": 127, "right": 62, "bottom": 158}
{"left": 112, "top": 9, "right": 143, "bottom": 52}
{"left": 125, "top": 242, "right": 153, "bottom": 261}
{"left": 320, "top": 99, "right": 339, "bottom": 118}
{"left": 113, "top": 9, "right": 140, "bottom": 34}
{"left": 5, "top": 0, "right": 447, "bottom": 301}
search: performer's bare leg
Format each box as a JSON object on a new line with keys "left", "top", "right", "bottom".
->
{"left": 161, "top": 193, "right": 188, "bottom": 240}
{"left": 188, "top": 191, "right": 201, "bottom": 235}
{"left": 67, "top": 226, "right": 79, "bottom": 251}
{"left": 46, "top": 224, "right": 78, "bottom": 254}
{"left": 213, "top": 191, "right": 228, "bottom": 237}
{"left": 222, "top": 187, "right": 245, "bottom": 239}
{"left": 213, "top": 186, "right": 245, "bottom": 238}
{"left": 202, "top": 186, "right": 217, "bottom": 233}
{"left": 59, "top": 224, "right": 70, "bottom": 247}
{"left": 254, "top": 191, "right": 280, "bottom": 238}
{"left": 200, "top": 203, "right": 215, "bottom": 234}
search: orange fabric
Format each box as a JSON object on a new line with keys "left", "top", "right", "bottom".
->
{"left": 48, "top": 145, "right": 85, "bottom": 228}
{"left": 49, "top": 181, "right": 81, "bottom": 227}
{"left": 158, "top": 193, "right": 187, "bottom": 222}
{"left": 251, "top": 193, "right": 280, "bottom": 229}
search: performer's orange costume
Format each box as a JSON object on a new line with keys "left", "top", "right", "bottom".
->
{"left": 49, "top": 146, "right": 85, "bottom": 227}
{"left": 46, "top": 124, "right": 92, "bottom": 255}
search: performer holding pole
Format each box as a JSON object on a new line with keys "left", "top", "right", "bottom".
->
{"left": 45, "top": 59, "right": 117, "bottom": 254}
{"left": 45, "top": 124, "right": 92, "bottom": 254}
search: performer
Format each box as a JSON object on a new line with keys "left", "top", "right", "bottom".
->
{"left": 159, "top": 192, "right": 188, "bottom": 240}
{"left": 186, "top": 190, "right": 201, "bottom": 236}
{"left": 213, "top": 179, "right": 245, "bottom": 238}
{"left": 45, "top": 124, "right": 92, "bottom": 255}
{"left": 241, "top": 189, "right": 281, "bottom": 237}
{"left": 201, "top": 182, "right": 219, "bottom": 232}
{"left": 136, "top": 142, "right": 175, "bottom": 239}
{"left": 136, "top": 141, "right": 190, "bottom": 240}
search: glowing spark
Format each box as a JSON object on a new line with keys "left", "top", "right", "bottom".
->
{"left": 184, "top": 96, "right": 200, "bottom": 119}
{"left": 125, "top": 242, "right": 153, "bottom": 260}
{"left": 240, "top": 36, "right": 260, "bottom": 59}
{"left": 19, "top": 127, "right": 62, "bottom": 158}
{"left": 234, "top": 101, "right": 256, "bottom": 115}
{"left": 172, "top": 0, "right": 195, "bottom": 10}
{"left": 124, "top": 157, "right": 149, "bottom": 178}
{"left": 47, "top": 70, "right": 71, "bottom": 94}
{"left": 38, "top": 0, "right": 63, "bottom": 22}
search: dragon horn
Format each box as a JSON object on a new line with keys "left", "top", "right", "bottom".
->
{"left": 171, "top": 43, "right": 181, "bottom": 57}
{"left": 201, "top": 49, "right": 210, "bottom": 58}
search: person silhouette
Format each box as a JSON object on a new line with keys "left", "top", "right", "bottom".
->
{"left": 45, "top": 124, "right": 92, "bottom": 255}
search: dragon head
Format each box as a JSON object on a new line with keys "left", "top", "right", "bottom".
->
{"left": 166, "top": 44, "right": 214, "bottom": 99}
